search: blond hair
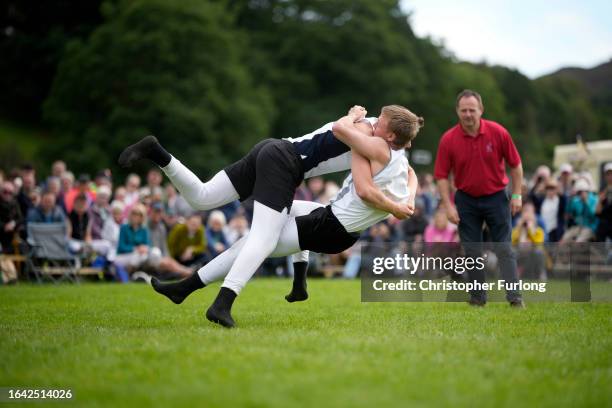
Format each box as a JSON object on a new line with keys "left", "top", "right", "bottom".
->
{"left": 381, "top": 105, "right": 424, "bottom": 148}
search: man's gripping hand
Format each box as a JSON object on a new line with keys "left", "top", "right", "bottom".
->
{"left": 392, "top": 202, "right": 415, "bottom": 220}
{"left": 348, "top": 105, "right": 367, "bottom": 122}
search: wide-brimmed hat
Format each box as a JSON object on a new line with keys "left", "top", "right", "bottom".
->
{"left": 573, "top": 178, "right": 591, "bottom": 192}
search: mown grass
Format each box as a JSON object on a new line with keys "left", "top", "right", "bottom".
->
{"left": 0, "top": 279, "right": 610, "bottom": 407}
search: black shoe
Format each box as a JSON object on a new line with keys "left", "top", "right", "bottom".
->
{"left": 468, "top": 298, "right": 486, "bottom": 307}
{"left": 206, "top": 287, "right": 237, "bottom": 328}
{"left": 509, "top": 299, "right": 526, "bottom": 308}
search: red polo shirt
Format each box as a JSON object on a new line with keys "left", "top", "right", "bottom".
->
{"left": 434, "top": 119, "right": 521, "bottom": 197}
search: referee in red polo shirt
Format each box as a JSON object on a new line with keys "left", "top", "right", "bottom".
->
{"left": 434, "top": 89, "right": 524, "bottom": 307}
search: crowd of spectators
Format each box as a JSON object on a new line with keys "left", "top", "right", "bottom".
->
{"left": 0, "top": 161, "right": 251, "bottom": 283}
{"left": 1, "top": 160, "right": 611, "bottom": 284}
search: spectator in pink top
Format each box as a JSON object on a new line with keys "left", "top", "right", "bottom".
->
{"left": 424, "top": 208, "right": 458, "bottom": 243}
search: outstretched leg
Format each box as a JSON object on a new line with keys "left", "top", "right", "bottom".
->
{"left": 207, "top": 201, "right": 290, "bottom": 327}
{"left": 119, "top": 136, "right": 240, "bottom": 210}
{"left": 151, "top": 216, "right": 301, "bottom": 304}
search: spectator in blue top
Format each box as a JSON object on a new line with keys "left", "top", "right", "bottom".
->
{"left": 114, "top": 203, "right": 192, "bottom": 278}
{"left": 206, "top": 210, "right": 229, "bottom": 259}
{"left": 27, "top": 191, "right": 66, "bottom": 225}
{"left": 561, "top": 178, "right": 598, "bottom": 243}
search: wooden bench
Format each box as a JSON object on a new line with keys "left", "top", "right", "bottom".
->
{"left": 0, "top": 254, "right": 26, "bottom": 263}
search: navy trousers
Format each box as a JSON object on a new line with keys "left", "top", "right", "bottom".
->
{"left": 455, "top": 189, "right": 521, "bottom": 303}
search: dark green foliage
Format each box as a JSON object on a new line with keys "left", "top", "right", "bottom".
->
{"left": 43, "top": 0, "right": 274, "bottom": 178}
{"left": 0, "top": 0, "right": 103, "bottom": 121}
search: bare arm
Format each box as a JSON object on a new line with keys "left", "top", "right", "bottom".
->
{"left": 437, "top": 178, "right": 459, "bottom": 224}
{"left": 509, "top": 164, "right": 523, "bottom": 196}
{"left": 352, "top": 150, "right": 413, "bottom": 220}
{"left": 332, "top": 108, "right": 389, "bottom": 165}
{"left": 407, "top": 165, "right": 418, "bottom": 209}
{"left": 509, "top": 164, "right": 523, "bottom": 216}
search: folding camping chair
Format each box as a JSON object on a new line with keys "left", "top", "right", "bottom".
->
{"left": 26, "top": 223, "right": 80, "bottom": 283}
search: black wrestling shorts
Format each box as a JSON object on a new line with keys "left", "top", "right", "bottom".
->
{"left": 295, "top": 205, "right": 360, "bottom": 254}
{"left": 224, "top": 139, "right": 304, "bottom": 213}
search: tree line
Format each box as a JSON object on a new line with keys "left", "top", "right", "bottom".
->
{"left": 1, "top": 0, "right": 609, "bottom": 178}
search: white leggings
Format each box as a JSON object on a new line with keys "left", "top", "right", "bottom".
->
{"left": 197, "top": 200, "right": 323, "bottom": 285}
{"left": 161, "top": 157, "right": 239, "bottom": 210}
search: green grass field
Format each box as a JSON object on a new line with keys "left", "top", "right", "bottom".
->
{"left": 1, "top": 279, "right": 611, "bottom": 407}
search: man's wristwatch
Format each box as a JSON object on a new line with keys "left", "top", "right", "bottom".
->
{"left": 511, "top": 194, "right": 522, "bottom": 200}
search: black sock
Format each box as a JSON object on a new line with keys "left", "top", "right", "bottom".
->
{"left": 285, "top": 261, "right": 309, "bottom": 303}
{"left": 147, "top": 139, "right": 171, "bottom": 167}
{"left": 206, "top": 287, "right": 238, "bottom": 328}
{"left": 118, "top": 135, "right": 171, "bottom": 168}
{"left": 151, "top": 272, "right": 205, "bottom": 304}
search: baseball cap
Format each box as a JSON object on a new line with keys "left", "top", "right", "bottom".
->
{"left": 604, "top": 162, "right": 612, "bottom": 173}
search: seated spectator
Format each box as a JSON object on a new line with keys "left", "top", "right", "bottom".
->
{"left": 294, "top": 181, "right": 314, "bottom": 202}
{"left": 168, "top": 214, "right": 208, "bottom": 266}
{"left": 59, "top": 171, "right": 74, "bottom": 213}
{"left": 206, "top": 210, "right": 229, "bottom": 259}
{"left": 27, "top": 191, "right": 66, "bottom": 224}
{"left": 114, "top": 204, "right": 191, "bottom": 278}
{"left": 67, "top": 193, "right": 112, "bottom": 257}
{"left": 419, "top": 173, "right": 439, "bottom": 219}
{"left": 0, "top": 181, "right": 23, "bottom": 254}
{"left": 64, "top": 174, "right": 96, "bottom": 214}
{"left": 596, "top": 162, "right": 612, "bottom": 242}
{"left": 318, "top": 180, "right": 340, "bottom": 205}
{"left": 45, "top": 177, "right": 62, "bottom": 208}
{"left": 528, "top": 166, "right": 550, "bottom": 213}
{"left": 540, "top": 178, "right": 566, "bottom": 242}
{"left": 164, "top": 184, "right": 193, "bottom": 219}
{"left": 139, "top": 168, "right": 164, "bottom": 201}
{"left": 561, "top": 179, "right": 598, "bottom": 243}
{"left": 17, "top": 164, "right": 37, "bottom": 218}
{"left": 225, "top": 212, "right": 250, "bottom": 245}
{"left": 28, "top": 187, "right": 42, "bottom": 210}
{"left": 101, "top": 201, "right": 125, "bottom": 260}
{"left": 163, "top": 206, "right": 180, "bottom": 232}
{"left": 306, "top": 177, "right": 325, "bottom": 203}
{"left": 512, "top": 201, "right": 546, "bottom": 279}
{"left": 89, "top": 185, "right": 111, "bottom": 241}
{"left": 423, "top": 208, "right": 459, "bottom": 269}
{"left": 123, "top": 173, "right": 141, "bottom": 209}
{"left": 217, "top": 200, "right": 240, "bottom": 223}
{"left": 557, "top": 163, "right": 573, "bottom": 198}
{"left": 424, "top": 208, "right": 458, "bottom": 243}
{"left": 68, "top": 194, "right": 91, "bottom": 252}
{"left": 94, "top": 170, "right": 113, "bottom": 192}
{"left": 50, "top": 160, "right": 66, "bottom": 179}
{"left": 148, "top": 202, "right": 169, "bottom": 257}
{"left": 113, "top": 186, "right": 127, "bottom": 204}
